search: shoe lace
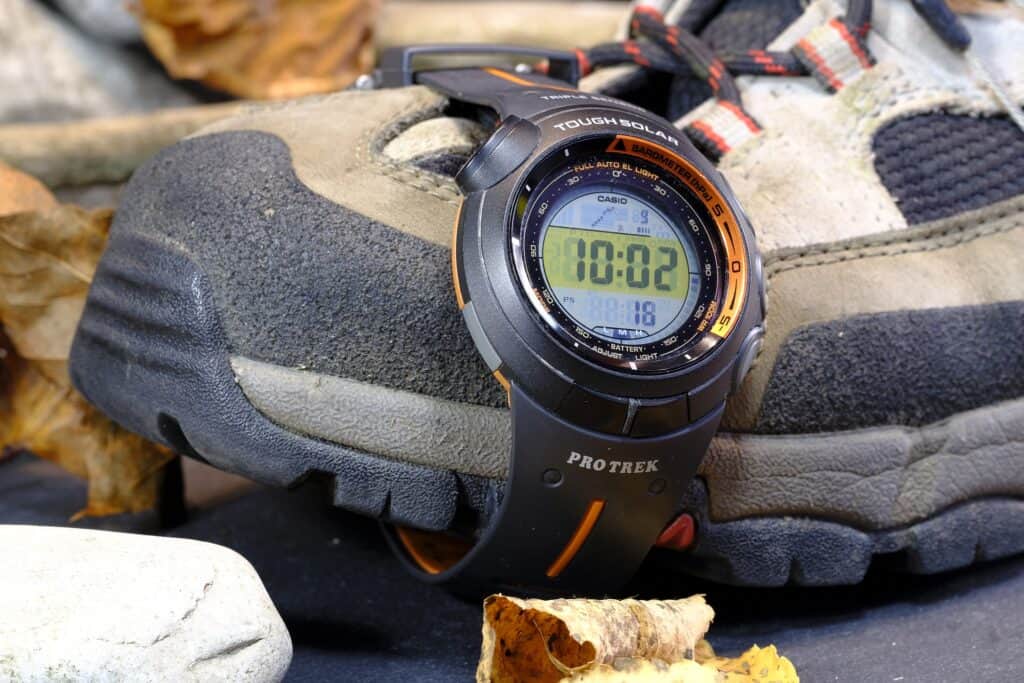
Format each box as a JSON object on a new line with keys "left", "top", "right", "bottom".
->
{"left": 562, "top": 0, "right": 1024, "bottom": 156}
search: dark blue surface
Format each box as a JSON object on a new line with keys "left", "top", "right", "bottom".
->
{"left": 3, "top": 453, "right": 1022, "bottom": 682}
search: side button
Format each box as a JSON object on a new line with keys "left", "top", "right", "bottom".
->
{"left": 455, "top": 116, "right": 541, "bottom": 193}
{"left": 630, "top": 395, "right": 689, "bottom": 437}
{"left": 752, "top": 251, "right": 767, "bottom": 316}
{"left": 733, "top": 326, "right": 765, "bottom": 394}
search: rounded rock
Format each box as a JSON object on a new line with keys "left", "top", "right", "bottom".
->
{"left": 0, "top": 526, "right": 292, "bottom": 682}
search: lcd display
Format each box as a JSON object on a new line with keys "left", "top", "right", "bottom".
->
{"left": 538, "top": 190, "right": 701, "bottom": 342}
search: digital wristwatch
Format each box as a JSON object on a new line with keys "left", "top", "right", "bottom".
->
{"left": 376, "top": 46, "right": 766, "bottom": 594}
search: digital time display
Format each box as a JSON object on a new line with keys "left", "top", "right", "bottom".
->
{"left": 512, "top": 138, "right": 734, "bottom": 372}
{"left": 538, "top": 191, "right": 701, "bottom": 342}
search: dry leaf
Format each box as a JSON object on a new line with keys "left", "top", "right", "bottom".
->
{"left": 137, "top": 0, "right": 379, "bottom": 99}
{"left": 478, "top": 594, "right": 715, "bottom": 682}
{"left": 0, "top": 206, "right": 110, "bottom": 360}
{"left": 477, "top": 594, "right": 798, "bottom": 683}
{"left": 0, "top": 163, "right": 174, "bottom": 518}
{"left": 0, "top": 163, "right": 56, "bottom": 215}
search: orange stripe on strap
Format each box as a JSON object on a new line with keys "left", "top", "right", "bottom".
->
{"left": 482, "top": 67, "right": 575, "bottom": 92}
{"left": 546, "top": 499, "right": 606, "bottom": 578}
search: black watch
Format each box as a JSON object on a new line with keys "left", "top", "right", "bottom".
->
{"left": 376, "top": 45, "right": 766, "bottom": 595}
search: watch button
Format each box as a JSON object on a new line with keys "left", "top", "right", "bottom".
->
{"left": 733, "top": 326, "right": 765, "bottom": 394}
{"left": 557, "top": 384, "right": 630, "bottom": 435}
{"left": 630, "top": 395, "right": 689, "bottom": 437}
{"left": 688, "top": 365, "right": 733, "bottom": 422}
{"left": 753, "top": 252, "right": 767, "bottom": 316}
{"left": 455, "top": 116, "right": 540, "bottom": 193}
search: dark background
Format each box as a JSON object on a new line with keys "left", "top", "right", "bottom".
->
{"left": 4, "top": 452, "right": 1021, "bottom": 682}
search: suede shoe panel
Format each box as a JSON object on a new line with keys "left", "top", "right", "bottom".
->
{"left": 722, "top": 197, "right": 1024, "bottom": 431}
{"left": 113, "top": 130, "right": 506, "bottom": 408}
{"left": 194, "top": 87, "right": 458, "bottom": 251}
{"left": 757, "top": 302, "right": 1024, "bottom": 434}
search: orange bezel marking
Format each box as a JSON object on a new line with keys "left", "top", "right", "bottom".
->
{"left": 605, "top": 135, "right": 749, "bottom": 341}
{"left": 452, "top": 199, "right": 467, "bottom": 310}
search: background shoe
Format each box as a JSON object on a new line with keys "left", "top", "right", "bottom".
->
{"left": 70, "top": 0, "right": 1024, "bottom": 586}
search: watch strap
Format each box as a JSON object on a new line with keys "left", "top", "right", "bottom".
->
{"left": 417, "top": 67, "right": 580, "bottom": 120}
{"left": 389, "top": 385, "right": 723, "bottom": 594}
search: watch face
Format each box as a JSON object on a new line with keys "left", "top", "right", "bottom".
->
{"left": 511, "top": 135, "right": 749, "bottom": 373}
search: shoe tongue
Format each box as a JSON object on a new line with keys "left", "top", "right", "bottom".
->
{"left": 665, "top": 0, "right": 805, "bottom": 119}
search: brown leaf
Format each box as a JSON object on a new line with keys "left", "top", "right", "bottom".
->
{"left": 0, "top": 206, "right": 111, "bottom": 360}
{"left": 0, "top": 166, "right": 174, "bottom": 518}
{"left": 0, "top": 162, "right": 56, "bottom": 215}
{"left": 137, "top": 0, "right": 379, "bottom": 99}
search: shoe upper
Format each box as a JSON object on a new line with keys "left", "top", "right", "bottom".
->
{"left": 79, "top": 0, "right": 1024, "bottom": 537}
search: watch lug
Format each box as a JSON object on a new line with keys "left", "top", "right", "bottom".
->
{"left": 455, "top": 116, "right": 540, "bottom": 193}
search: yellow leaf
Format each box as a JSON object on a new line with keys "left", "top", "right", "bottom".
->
{"left": 700, "top": 644, "right": 799, "bottom": 683}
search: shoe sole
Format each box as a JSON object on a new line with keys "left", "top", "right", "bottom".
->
{"left": 70, "top": 229, "right": 1024, "bottom": 586}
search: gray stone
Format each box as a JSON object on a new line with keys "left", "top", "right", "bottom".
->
{"left": 0, "top": 0, "right": 195, "bottom": 124}
{"left": 0, "top": 526, "right": 292, "bottom": 682}
{"left": 52, "top": 0, "right": 141, "bottom": 44}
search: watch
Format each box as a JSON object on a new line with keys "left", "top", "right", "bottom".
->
{"left": 375, "top": 45, "right": 766, "bottom": 594}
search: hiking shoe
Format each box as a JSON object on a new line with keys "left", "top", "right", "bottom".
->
{"left": 70, "top": 0, "right": 1024, "bottom": 586}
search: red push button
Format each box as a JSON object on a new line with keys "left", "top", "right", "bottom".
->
{"left": 656, "top": 513, "right": 696, "bottom": 551}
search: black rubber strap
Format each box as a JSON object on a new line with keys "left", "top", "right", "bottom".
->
{"left": 388, "top": 385, "right": 722, "bottom": 594}
{"left": 417, "top": 67, "right": 582, "bottom": 120}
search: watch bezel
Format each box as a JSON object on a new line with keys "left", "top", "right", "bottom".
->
{"left": 509, "top": 136, "right": 733, "bottom": 373}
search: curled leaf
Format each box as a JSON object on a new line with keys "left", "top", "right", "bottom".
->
{"left": 478, "top": 594, "right": 715, "bottom": 683}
